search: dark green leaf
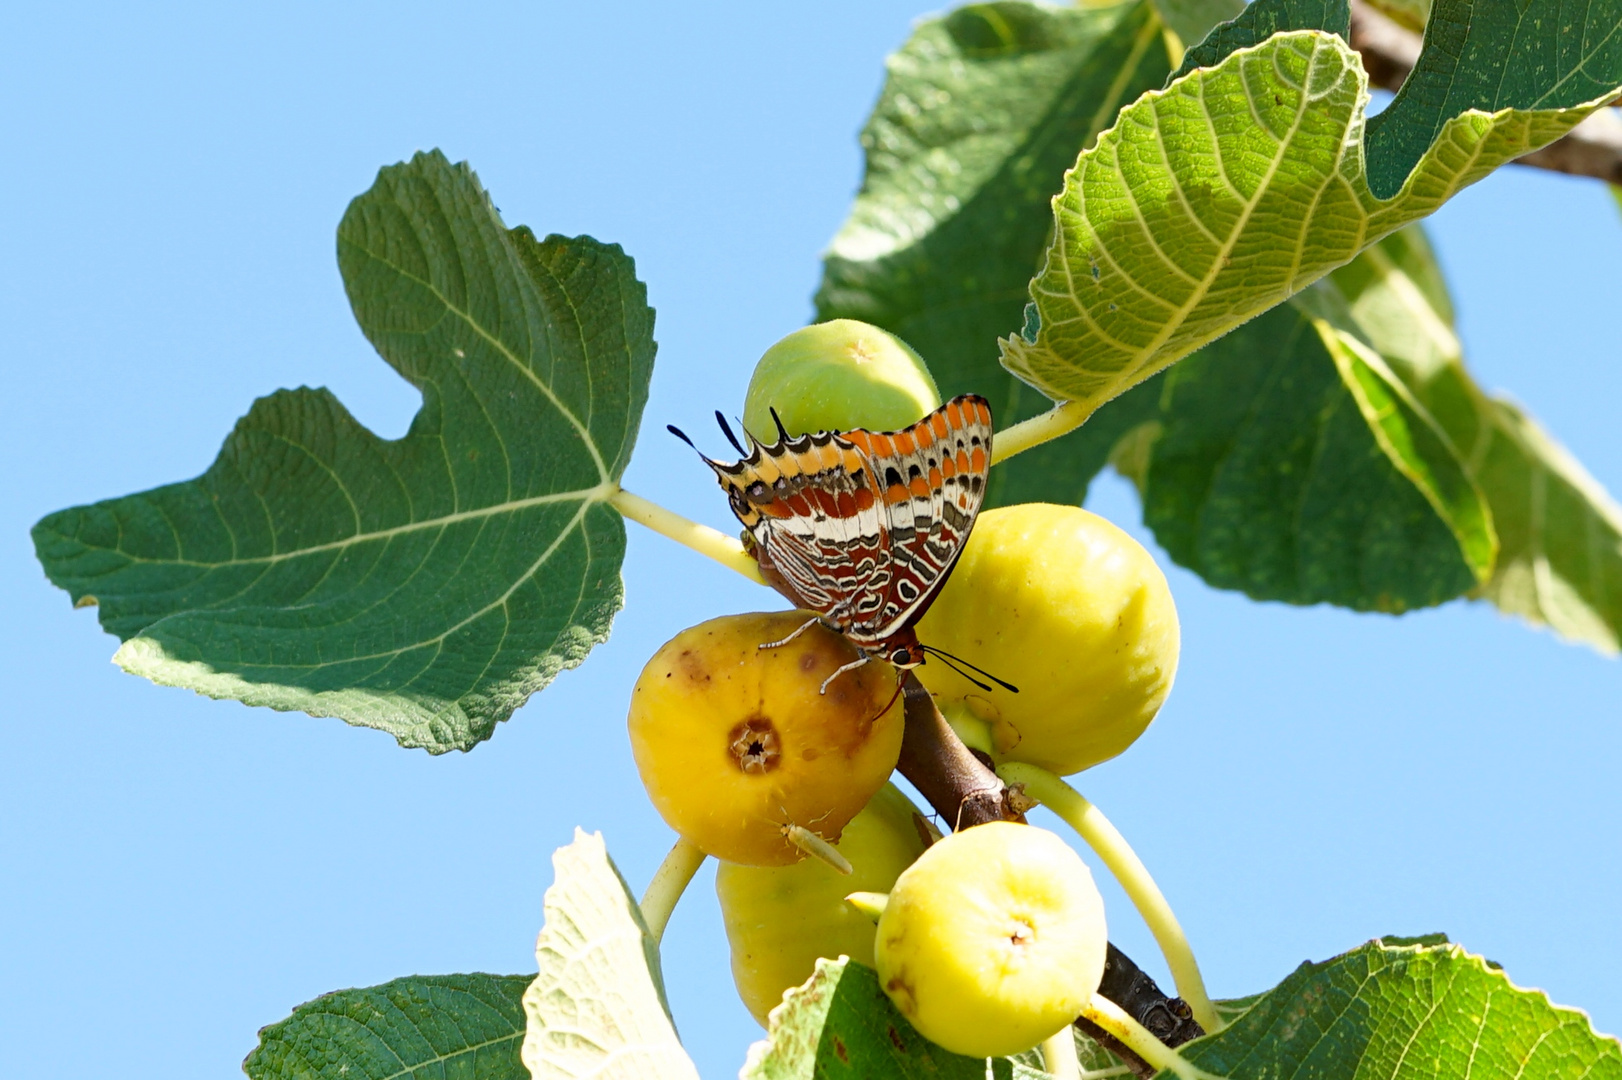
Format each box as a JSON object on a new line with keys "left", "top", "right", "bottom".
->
{"left": 740, "top": 957, "right": 1050, "bottom": 1079}
{"left": 243, "top": 973, "right": 531, "bottom": 1080}
{"left": 32, "top": 151, "right": 655, "bottom": 752}
{"left": 1154, "top": 0, "right": 1245, "bottom": 58}
{"left": 1365, "top": 0, "right": 1622, "bottom": 198}
{"left": 1330, "top": 228, "right": 1622, "bottom": 651}
{"left": 1105, "top": 289, "right": 1489, "bottom": 612}
{"left": 1173, "top": 0, "right": 1348, "bottom": 81}
{"left": 1173, "top": 938, "right": 1622, "bottom": 1079}
{"left": 521, "top": 830, "right": 698, "bottom": 1080}
{"left": 815, "top": 0, "right": 1175, "bottom": 508}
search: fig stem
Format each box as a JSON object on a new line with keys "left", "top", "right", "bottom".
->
{"left": 639, "top": 836, "right": 708, "bottom": 945}
{"left": 609, "top": 487, "right": 767, "bottom": 585}
{"left": 1081, "top": 998, "right": 1214, "bottom": 1080}
{"left": 990, "top": 401, "right": 1092, "bottom": 466}
{"left": 999, "top": 762, "right": 1221, "bottom": 1034}
{"left": 1040, "top": 1028, "right": 1082, "bottom": 1080}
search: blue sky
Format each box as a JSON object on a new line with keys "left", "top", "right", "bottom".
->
{"left": 2, "top": 3, "right": 1618, "bottom": 1077}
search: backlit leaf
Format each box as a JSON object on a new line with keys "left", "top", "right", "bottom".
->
{"left": 244, "top": 973, "right": 531, "bottom": 1080}
{"left": 521, "top": 831, "right": 698, "bottom": 1080}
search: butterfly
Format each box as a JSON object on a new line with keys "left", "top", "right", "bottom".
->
{"left": 670, "top": 394, "right": 1015, "bottom": 694}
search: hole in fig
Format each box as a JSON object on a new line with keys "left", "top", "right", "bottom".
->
{"left": 728, "top": 717, "right": 781, "bottom": 774}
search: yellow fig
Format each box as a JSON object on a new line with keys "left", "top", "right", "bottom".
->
{"left": 875, "top": 821, "right": 1107, "bottom": 1059}
{"left": 628, "top": 611, "right": 905, "bottom": 866}
{"left": 716, "top": 783, "right": 930, "bottom": 1024}
{"left": 916, "top": 504, "right": 1179, "bottom": 774}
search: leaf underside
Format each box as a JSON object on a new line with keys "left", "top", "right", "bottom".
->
{"left": 32, "top": 151, "right": 656, "bottom": 751}
{"left": 521, "top": 830, "right": 699, "bottom": 1080}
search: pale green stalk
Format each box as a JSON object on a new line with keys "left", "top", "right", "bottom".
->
{"left": 638, "top": 837, "right": 708, "bottom": 945}
{"left": 989, "top": 401, "right": 1092, "bottom": 466}
{"left": 998, "top": 763, "right": 1221, "bottom": 1033}
{"left": 610, "top": 487, "right": 765, "bottom": 584}
{"left": 1041, "top": 1028, "right": 1081, "bottom": 1080}
{"left": 1081, "top": 998, "right": 1216, "bottom": 1080}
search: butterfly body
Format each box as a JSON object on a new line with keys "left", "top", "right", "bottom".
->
{"left": 677, "top": 394, "right": 994, "bottom": 672}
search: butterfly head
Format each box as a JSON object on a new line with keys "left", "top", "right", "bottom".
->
{"left": 877, "top": 629, "right": 925, "bottom": 671}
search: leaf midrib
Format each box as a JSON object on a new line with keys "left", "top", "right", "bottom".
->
{"left": 106, "top": 483, "right": 614, "bottom": 570}
{"left": 128, "top": 497, "right": 601, "bottom": 672}
{"left": 340, "top": 236, "right": 613, "bottom": 486}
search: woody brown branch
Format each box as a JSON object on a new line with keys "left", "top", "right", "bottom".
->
{"left": 895, "top": 676, "right": 1201, "bottom": 1079}
{"left": 1349, "top": 0, "right": 1622, "bottom": 185}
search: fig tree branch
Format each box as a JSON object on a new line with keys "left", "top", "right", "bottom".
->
{"left": 1349, "top": 0, "right": 1622, "bottom": 185}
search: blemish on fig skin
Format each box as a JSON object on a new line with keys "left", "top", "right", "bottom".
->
{"left": 676, "top": 648, "right": 711, "bottom": 685}
{"left": 799, "top": 651, "right": 819, "bottom": 674}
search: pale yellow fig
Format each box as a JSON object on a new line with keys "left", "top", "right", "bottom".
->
{"left": 916, "top": 503, "right": 1179, "bottom": 775}
{"left": 743, "top": 319, "right": 941, "bottom": 438}
{"left": 628, "top": 611, "right": 905, "bottom": 866}
{"left": 716, "top": 783, "right": 930, "bottom": 1024}
{"left": 875, "top": 821, "right": 1107, "bottom": 1059}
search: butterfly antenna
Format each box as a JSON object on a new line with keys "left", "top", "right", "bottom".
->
{"left": 713, "top": 411, "right": 748, "bottom": 456}
{"left": 769, "top": 407, "right": 791, "bottom": 442}
{"left": 921, "top": 645, "right": 1020, "bottom": 694}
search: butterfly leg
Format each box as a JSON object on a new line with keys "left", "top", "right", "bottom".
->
{"left": 819, "top": 655, "right": 871, "bottom": 695}
{"left": 758, "top": 615, "right": 824, "bottom": 651}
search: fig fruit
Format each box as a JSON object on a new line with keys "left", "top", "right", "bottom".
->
{"left": 628, "top": 611, "right": 905, "bottom": 866}
{"left": 916, "top": 503, "right": 1179, "bottom": 775}
{"left": 716, "top": 783, "right": 930, "bottom": 1024}
{"left": 742, "top": 320, "right": 941, "bottom": 438}
{"left": 875, "top": 821, "right": 1107, "bottom": 1059}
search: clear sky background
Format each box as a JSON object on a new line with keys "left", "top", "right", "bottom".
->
{"left": 2, "top": 3, "right": 1619, "bottom": 1078}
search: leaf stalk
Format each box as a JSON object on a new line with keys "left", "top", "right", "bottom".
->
{"left": 610, "top": 487, "right": 766, "bottom": 584}
{"left": 991, "top": 401, "right": 1092, "bottom": 466}
{"left": 638, "top": 836, "right": 707, "bottom": 945}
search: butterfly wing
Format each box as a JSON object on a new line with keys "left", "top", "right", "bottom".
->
{"left": 839, "top": 394, "right": 992, "bottom": 641}
{"left": 700, "top": 394, "right": 991, "bottom": 649}
{"left": 707, "top": 430, "right": 893, "bottom": 632}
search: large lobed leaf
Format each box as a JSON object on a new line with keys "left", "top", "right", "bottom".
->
{"left": 31, "top": 151, "right": 654, "bottom": 752}
{"left": 243, "top": 972, "right": 532, "bottom": 1080}
{"left": 520, "top": 830, "right": 698, "bottom": 1080}
{"left": 1175, "top": 936, "right": 1622, "bottom": 1079}
{"left": 999, "top": 0, "right": 1621, "bottom": 412}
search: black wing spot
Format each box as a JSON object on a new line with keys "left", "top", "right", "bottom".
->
{"left": 970, "top": 435, "right": 982, "bottom": 447}
{"left": 907, "top": 463, "right": 922, "bottom": 480}
{"left": 884, "top": 466, "right": 904, "bottom": 487}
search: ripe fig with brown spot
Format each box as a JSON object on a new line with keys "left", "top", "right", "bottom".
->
{"left": 628, "top": 611, "right": 905, "bottom": 866}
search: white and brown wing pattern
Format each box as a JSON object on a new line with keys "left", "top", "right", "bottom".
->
{"left": 678, "top": 395, "right": 992, "bottom": 659}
